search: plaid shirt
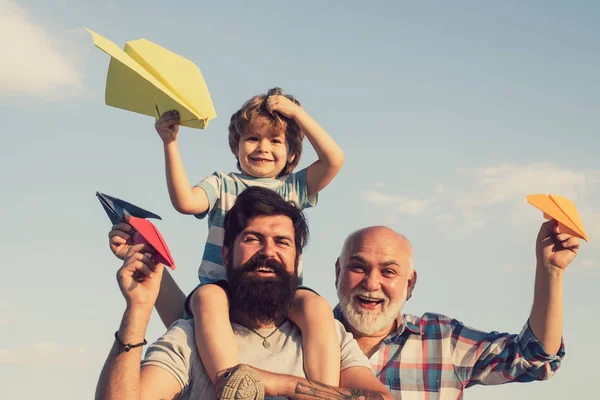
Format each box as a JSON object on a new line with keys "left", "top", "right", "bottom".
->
{"left": 334, "top": 307, "right": 564, "bottom": 399}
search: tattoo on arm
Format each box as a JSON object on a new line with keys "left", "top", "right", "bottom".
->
{"left": 295, "top": 380, "right": 384, "bottom": 400}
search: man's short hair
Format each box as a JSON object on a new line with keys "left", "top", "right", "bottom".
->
{"left": 222, "top": 186, "right": 309, "bottom": 255}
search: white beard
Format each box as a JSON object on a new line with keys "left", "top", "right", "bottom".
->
{"left": 337, "top": 283, "right": 407, "bottom": 336}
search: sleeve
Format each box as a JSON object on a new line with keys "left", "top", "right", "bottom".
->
{"left": 336, "top": 320, "right": 371, "bottom": 371}
{"left": 285, "top": 168, "right": 318, "bottom": 210}
{"left": 194, "top": 172, "right": 222, "bottom": 219}
{"left": 451, "top": 318, "right": 565, "bottom": 387}
{"left": 141, "top": 321, "right": 196, "bottom": 392}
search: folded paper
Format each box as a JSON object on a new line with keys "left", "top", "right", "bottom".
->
{"left": 96, "top": 192, "right": 176, "bottom": 269}
{"left": 526, "top": 194, "right": 589, "bottom": 242}
{"left": 86, "top": 28, "right": 216, "bottom": 129}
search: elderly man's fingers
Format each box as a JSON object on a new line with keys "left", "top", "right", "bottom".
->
{"left": 560, "top": 237, "right": 581, "bottom": 251}
{"left": 555, "top": 233, "right": 571, "bottom": 242}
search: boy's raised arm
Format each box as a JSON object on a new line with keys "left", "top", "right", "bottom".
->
{"left": 156, "top": 110, "right": 210, "bottom": 215}
{"left": 267, "top": 96, "right": 344, "bottom": 197}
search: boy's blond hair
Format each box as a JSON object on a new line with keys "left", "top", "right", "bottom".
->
{"left": 228, "top": 87, "right": 304, "bottom": 176}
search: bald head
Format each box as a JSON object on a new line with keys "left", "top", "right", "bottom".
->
{"left": 340, "top": 226, "right": 413, "bottom": 270}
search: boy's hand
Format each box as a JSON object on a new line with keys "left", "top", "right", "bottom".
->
{"left": 266, "top": 95, "right": 302, "bottom": 119}
{"left": 155, "top": 110, "right": 180, "bottom": 144}
{"left": 109, "top": 216, "right": 154, "bottom": 260}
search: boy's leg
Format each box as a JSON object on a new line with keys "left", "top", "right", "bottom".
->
{"left": 288, "top": 289, "right": 341, "bottom": 386}
{"left": 189, "top": 283, "right": 239, "bottom": 385}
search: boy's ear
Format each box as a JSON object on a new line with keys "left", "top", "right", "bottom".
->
{"left": 287, "top": 153, "right": 296, "bottom": 164}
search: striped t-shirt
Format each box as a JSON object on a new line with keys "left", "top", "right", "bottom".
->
{"left": 194, "top": 168, "right": 317, "bottom": 283}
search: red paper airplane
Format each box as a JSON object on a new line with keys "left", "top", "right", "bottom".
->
{"left": 129, "top": 215, "right": 176, "bottom": 269}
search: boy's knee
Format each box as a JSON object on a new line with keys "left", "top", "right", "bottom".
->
{"left": 190, "top": 283, "right": 228, "bottom": 310}
{"left": 295, "top": 290, "right": 333, "bottom": 317}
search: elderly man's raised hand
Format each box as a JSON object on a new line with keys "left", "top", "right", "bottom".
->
{"left": 117, "top": 244, "right": 164, "bottom": 309}
{"left": 536, "top": 220, "right": 581, "bottom": 271}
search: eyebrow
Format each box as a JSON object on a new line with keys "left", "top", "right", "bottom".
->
{"left": 349, "top": 253, "right": 400, "bottom": 268}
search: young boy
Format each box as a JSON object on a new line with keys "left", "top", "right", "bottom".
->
{"left": 154, "top": 87, "right": 345, "bottom": 388}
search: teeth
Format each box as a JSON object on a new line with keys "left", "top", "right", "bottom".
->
{"left": 357, "top": 295, "right": 383, "bottom": 302}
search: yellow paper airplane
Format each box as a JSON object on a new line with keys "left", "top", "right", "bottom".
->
{"left": 526, "top": 194, "right": 589, "bottom": 242}
{"left": 86, "top": 28, "right": 216, "bottom": 129}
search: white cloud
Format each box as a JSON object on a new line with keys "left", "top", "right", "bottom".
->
{"left": 0, "top": 318, "right": 8, "bottom": 325}
{"left": 361, "top": 191, "right": 430, "bottom": 215}
{"left": 0, "top": 1, "right": 83, "bottom": 99}
{"left": 363, "top": 163, "right": 599, "bottom": 235}
{"left": 0, "top": 300, "right": 7, "bottom": 309}
{"left": 456, "top": 163, "right": 595, "bottom": 209}
{"left": 0, "top": 342, "right": 88, "bottom": 367}
{"left": 581, "top": 260, "right": 595, "bottom": 269}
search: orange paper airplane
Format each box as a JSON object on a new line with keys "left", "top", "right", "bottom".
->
{"left": 526, "top": 194, "right": 589, "bottom": 242}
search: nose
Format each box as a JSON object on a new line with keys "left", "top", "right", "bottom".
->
{"left": 256, "top": 138, "right": 270, "bottom": 152}
{"left": 259, "top": 239, "right": 277, "bottom": 258}
{"left": 362, "top": 271, "right": 381, "bottom": 292}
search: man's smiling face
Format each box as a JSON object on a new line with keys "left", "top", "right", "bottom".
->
{"left": 224, "top": 214, "right": 300, "bottom": 324}
{"left": 336, "top": 226, "right": 417, "bottom": 336}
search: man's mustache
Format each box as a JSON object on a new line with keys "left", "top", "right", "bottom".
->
{"left": 238, "top": 253, "right": 289, "bottom": 277}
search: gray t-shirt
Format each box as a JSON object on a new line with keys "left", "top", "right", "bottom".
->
{"left": 142, "top": 319, "right": 370, "bottom": 399}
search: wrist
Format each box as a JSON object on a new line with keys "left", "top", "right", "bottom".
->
{"left": 119, "top": 305, "right": 152, "bottom": 342}
{"left": 256, "top": 368, "right": 284, "bottom": 397}
{"left": 163, "top": 139, "right": 178, "bottom": 148}
{"left": 536, "top": 262, "right": 566, "bottom": 278}
{"left": 291, "top": 107, "right": 308, "bottom": 122}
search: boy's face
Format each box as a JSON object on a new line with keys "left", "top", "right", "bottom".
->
{"left": 238, "top": 117, "right": 293, "bottom": 178}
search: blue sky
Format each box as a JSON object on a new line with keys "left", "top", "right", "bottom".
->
{"left": 1, "top": 0, "right": 599, "bottom": 398}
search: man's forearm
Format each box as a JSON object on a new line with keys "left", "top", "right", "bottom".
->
{"left": 263, "top": 371, "right": 391, "bottom": 400}
{"left": 529, "top": 263, "right": 564, "bottom": 355}
{"left": 95, "top": 307, "right": 152, "bottom": 400}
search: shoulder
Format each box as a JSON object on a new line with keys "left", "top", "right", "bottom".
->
{"left": 404, "top": 312, "right": 455, "bottom": 325}
{"left": 403, "top": 312, "right": 457, "bottom": 333}
{"left": 141, "top": 320, "right": 200, "bottom": 392}
{"left": 143, "top": 320, "right": 196, "bottom": 361}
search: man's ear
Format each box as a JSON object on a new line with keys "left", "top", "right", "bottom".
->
{"left": 221, "top": 247, "right": 229, "bottom": 269}
{"left": 407, "top": 269, "right": 417, "bottom": 300}
{"left": 334, "top": 258, "right": 341, "bottom": 288}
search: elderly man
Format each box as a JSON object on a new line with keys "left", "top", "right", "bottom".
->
{"left": 333, "top": 223, "right": 579, "bottom": 398}
{"left": 96, "top": 187, "right": 393, "bottom": 400}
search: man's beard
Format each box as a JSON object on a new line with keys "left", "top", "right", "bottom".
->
{"left": 227, "top": 253, "right": 299, "bottom": 324}
{"left": 336, "top": 282, "right": 407, "bottom": 335}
